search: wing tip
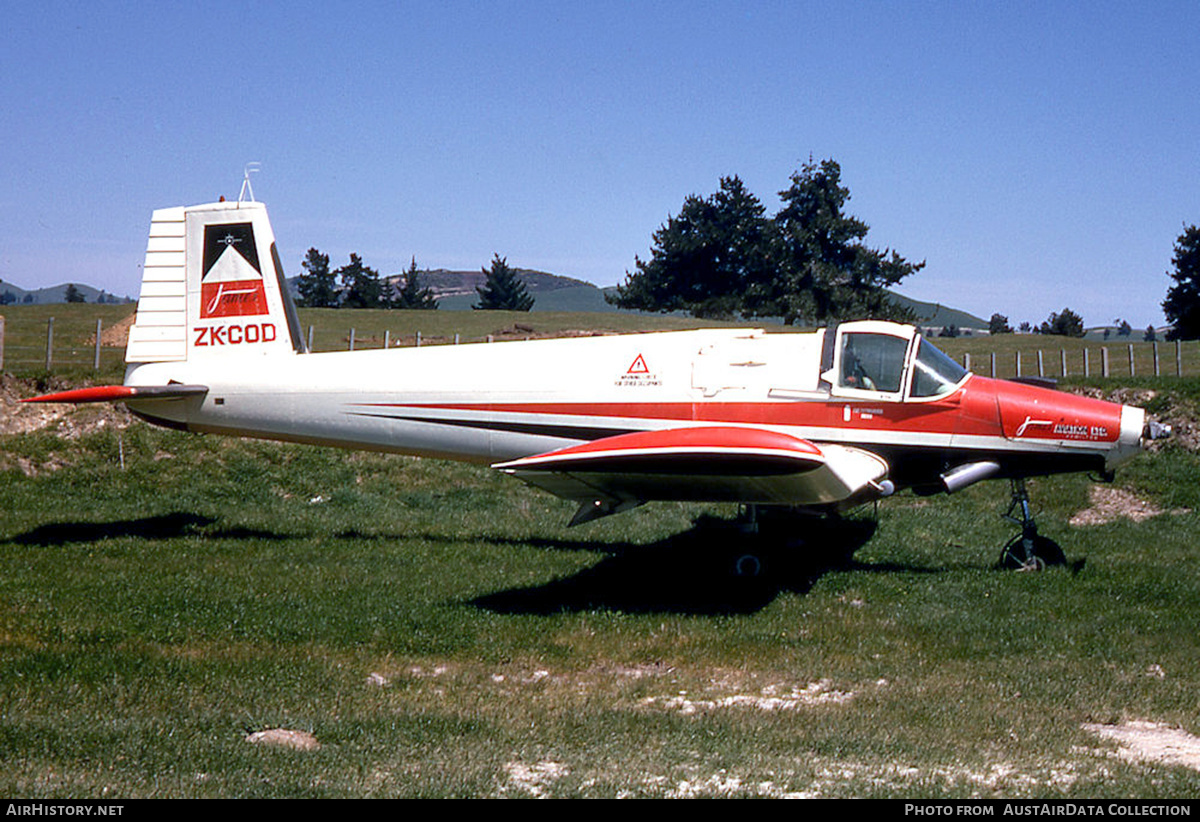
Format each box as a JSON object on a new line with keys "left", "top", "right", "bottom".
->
{"left": 22, "top": 385, "right": 208, "bottom": 404}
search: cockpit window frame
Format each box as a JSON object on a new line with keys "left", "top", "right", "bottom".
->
{"left": 906, "top": 336, "right": 970, "bottom": 400}
{"left": 826, "top": 321, "right": 970, "bottom": 404}
{"left": 828, "top": 322, "right": 918, "bottom": 403}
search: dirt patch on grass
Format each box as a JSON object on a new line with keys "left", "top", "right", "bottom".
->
{"left": 1069, "top": 486, "right": 1190, "bottom": 526}
{"left": 1082, "top": 721, "right": 1200, "bottom": 771}
{"left": 89, "top": 314, "right": 134, "bottom": 348}
{"left": 488, "top": 324, "right": 619, "bottom": 341}
{"left": 1069, "top": 386, "right": 1199, "bottom": 452}
{"left": 501, "top": 760, "right": 569, "bottom": 798}
{"left": 245, "top": 728, "right": 321, "bottom": 751}
{"left": 640, "top": 678, "right": 855, "bottom": 715}
{"left": 0, "top": 374, "right": 133, "bottom": 437}
{"left": 629, "top": 757, "right": 1085, "bottom": 798}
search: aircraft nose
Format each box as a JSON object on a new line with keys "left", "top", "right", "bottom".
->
{"left": 1105, "top": 404, "right": 1147, "bottom": 471}
{"left": 1120, "top": 404, "right": 1146, "bottom": 449}
{"left": 1107, "top": 403, "right": 1172, "bottom": 471}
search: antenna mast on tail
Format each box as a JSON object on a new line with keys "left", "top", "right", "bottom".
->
{"left": 238, "top": 162, "right": 261, "bottom": 204}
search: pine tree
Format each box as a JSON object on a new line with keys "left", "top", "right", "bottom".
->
{"left": 1163, "top": 224, "right": 1200, "bottom": 339}
{"left": 1039, "top": 308, "right": 1086, "bottom": 337}
{"left": 608, "top": 176, "right": 771, "bottom": 319}
{"left": 609, "top": 160, "right": 921, "bottom": 324}
{"left": 297, "top": 248, "right": 339, "bottom": 308}
{"left": 988, "top": 313, "right": 1013, "bottom": 334}
{"left": 393, "top": 258, "right": 439, "bottom": 310}
{"left": 337, "top": 253, "right": 384, "bottom": 309}
{"left": 474, "top": 255, "right": 534, "bottom": 311}
{"left": 767, "top": 158, "right": 921, "bottom": 324}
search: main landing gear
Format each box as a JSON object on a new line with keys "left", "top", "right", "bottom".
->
{"left": 734, "top": 504, "right": 765, "bottom": 577}
{"left": 997, "top": 479, "right": 1065, "bottom": 571}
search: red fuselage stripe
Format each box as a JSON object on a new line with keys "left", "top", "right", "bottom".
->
{"left": 350, "top": 375, "right": 1124, "bottom": 445}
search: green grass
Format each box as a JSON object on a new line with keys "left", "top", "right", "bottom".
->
{"left": 2, "top": 379, "right": 1200, "bottom": 797}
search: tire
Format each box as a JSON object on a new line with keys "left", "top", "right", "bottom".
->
{"left": 998, "top": 534, "right": 1066, "bottom": 570}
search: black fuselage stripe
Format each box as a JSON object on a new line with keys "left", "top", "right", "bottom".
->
{"left": 346, "top": 412, "right": 1107, "bottom": 481}
{"left": 347, "top": 411, "right": 635, "bottom": 442}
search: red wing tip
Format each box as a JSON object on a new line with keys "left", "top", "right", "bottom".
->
{"left": 21, "top": 384, "right": 208, "bottom": 404}
{"left": 21, "top": 386, "right": 137, "bottom": 404}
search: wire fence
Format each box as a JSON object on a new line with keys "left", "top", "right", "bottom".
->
{"left": 2, "top": 313, "right": 1199, "bottom": 381}
{"left": 0, "top": 316, "right": 126, "bottom": 373}
{"left": 0, "top": 314, "right": 506, "bottom": 375}
{"left": 950, "top": 340, "right": 1200, "bottom": 380}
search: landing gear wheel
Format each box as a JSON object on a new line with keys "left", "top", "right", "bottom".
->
{"left": 734, "top": 554, "right": 763, "bottom": 577}
{"left": 998, "top": 534, "right": 1065, "bottom": 571}
{"left": 997, "top": 478, "right": 1066, "bottom": 571}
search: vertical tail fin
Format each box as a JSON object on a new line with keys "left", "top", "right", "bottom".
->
{"left": 126, "top": 200, "right": 304, "bottom": 363}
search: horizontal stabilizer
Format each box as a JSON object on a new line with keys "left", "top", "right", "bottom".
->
{"left": 22, "top": 384, "right": 209, "bottom": 404}
{"left": 493, "top": 426, "right": 889, "bottom": 511}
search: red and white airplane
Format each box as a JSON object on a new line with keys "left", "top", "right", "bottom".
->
{"left": 26, "top": 198, "right": 1168, "bottom": 568}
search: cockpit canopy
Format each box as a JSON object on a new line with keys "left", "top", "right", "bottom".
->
{"left": 829, "top": 321, "right": 968, "bottom": 400}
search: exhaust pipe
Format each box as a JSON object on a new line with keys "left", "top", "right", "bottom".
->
{"left": 940, "top": 460, "right": 1001, "bottom": 494}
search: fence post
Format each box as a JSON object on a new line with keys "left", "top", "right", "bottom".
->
{"left": 93, "top": 318, "right": 102, "bottom": 369}
{"left": 1037, "top": 350, "right": 1044, "bottom": 377}
{"left": 416, "top": 331, "right": 422, "bottom": 348}
{"left": 1084, "top": 348, "right": 1090, "bottom": 377}
{"left": 1102, "top": 347, "right": 1110, "bottom": 377}
{"left": 307, "top": 325, "right": 314, "bottom": 352}
{"left": 963, "top": 353, "right": 970, "bottom": 371}
{"left": 45, "top": 317, "right": 54, "bottom": 370}
{"left": 1153, "top": 341, "right": 1160, "bottom": 376}
{"left": 454, "top": 333, "right": 460, "bottom": 345}
{"left": 1061, "top": 349, "right": 1067, "bottom": 377}
{"left": 349, "top": 328, "right": 355, "bottom": 351}
{"left": 1128, "top": 344, "right": 1135, "bottom": 376}
{"left": 1015, "top": 351, "right": 1021, "bottom": 377}
{"left": 384, "top": 330, "right": 390, "bottom": 349}
{"left": 0, "top": 315, "right": 5, "bottom": 370}
{"left": 1177, "top": 340, "right": 1183, "bottom": 377}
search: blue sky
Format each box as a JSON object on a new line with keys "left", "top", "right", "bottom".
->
{"left": 2, "top": 1, "right": 1196, "bottom": 328}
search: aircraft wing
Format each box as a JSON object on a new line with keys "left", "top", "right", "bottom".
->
{"left": 492, "top": 426, "right": 890, "bottom": 525}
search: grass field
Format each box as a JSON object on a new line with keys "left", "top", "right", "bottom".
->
{"left": 2, "top": 308, "right": 1200, "bottom": 797}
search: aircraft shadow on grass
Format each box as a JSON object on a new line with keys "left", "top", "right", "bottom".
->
{"left": 5, "top": 512, "right": 288, "bottom": 546}
{"left": 4, "top": 510, "right": 945, "bottom": 616}
{"left": 471, "top": 513, "right": 938, "bottom": 616}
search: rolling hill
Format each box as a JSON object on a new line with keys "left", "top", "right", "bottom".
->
{"left": 0, "top": 278, "right": 133, "bottom": 306}
{"left": 2, "top": 267, "right": 985, "bottom": 328}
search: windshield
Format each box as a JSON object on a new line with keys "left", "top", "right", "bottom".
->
{"left": 910, "top": 338, "right": 968, "bottom": 397}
